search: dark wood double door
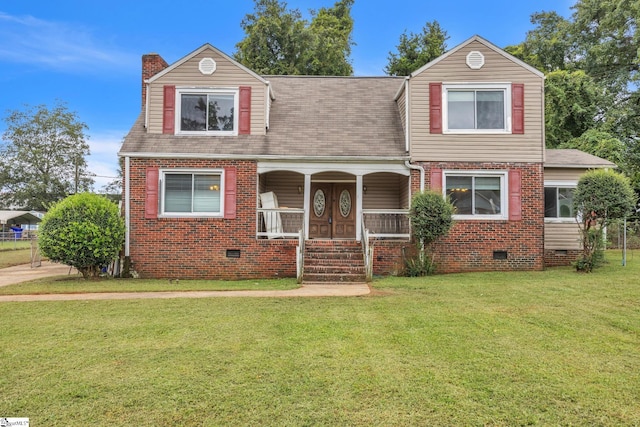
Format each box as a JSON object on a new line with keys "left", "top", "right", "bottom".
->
{"left": 309, "top": 183, "right": 356, "bottom": 239}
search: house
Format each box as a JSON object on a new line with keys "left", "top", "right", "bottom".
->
{"left": 119, "top": 35, "right": 613, "bottom": 281}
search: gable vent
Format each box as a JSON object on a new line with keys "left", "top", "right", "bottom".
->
{"left": 466, "top": 51, "right": 485, "bottom": 69}
{"left": 199, "top": 57, "right": 217, "bottom": 75}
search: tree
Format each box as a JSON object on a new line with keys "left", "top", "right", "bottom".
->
{"left": 39, "top": 193, "right": 125, "bottom": 279}
{"left": 573, "top": 169, "right": 636, "bottom": 272}
{"left": 385, "top": 20, "right": 449, "bottom": 76}
{"left": 504, "top": 11, "right": 575, "bottom": 74}
{"left": 406, "top": 191, "right": 454, "bottom": 276}
{"left": 560, "top": 129, "right": 626, "bottom": 167}
{"left": 544, "top": 70, "right": 603, "bottom": 148}
{"left": 234, "top": 0, "right": 354, "bottom": 76}
{"left": 0, "top": 102, "right": 92, "bottom": 211}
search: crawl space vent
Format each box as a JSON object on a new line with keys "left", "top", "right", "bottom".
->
{"left": 199, "top": 57, "right": 217, "bottom": 75}
{"left": 466, "top": 51, "right": 485, "bottom": 69}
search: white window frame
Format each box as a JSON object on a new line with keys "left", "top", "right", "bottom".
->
{"left": 159, "top": 169, "right": 225, "bottom": 218}
{"left": 544, "top": 180, "right": 577, "bottom": 223}
{"left": 442, "top": 83, "right": 512, "bottom": 134}
{"left": 443, "top": 170, "right": 508, "bottom": 220}
{"left": 175, "top": 87, "right": 239, "bottom": 136}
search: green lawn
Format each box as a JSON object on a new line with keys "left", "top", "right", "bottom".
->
{"left": 1, "top": 251, "right": 639, "bottom": 425}
{"left": 0, "top": 247, "right": 33, "bottom": 268}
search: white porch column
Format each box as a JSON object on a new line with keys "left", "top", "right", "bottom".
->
{"left": 356, "top": 174, "right": 363, "bottom": 241}
{"left": 303, "top": 174, "right": 311, "bottom": 239}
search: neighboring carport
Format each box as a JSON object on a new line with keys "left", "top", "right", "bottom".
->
{"left": 0, "top": 210, "right": 43, "bottom": 237}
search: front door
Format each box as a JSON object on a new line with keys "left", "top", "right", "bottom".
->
{"left": 309, "top": 183, "right": 356, "bottom": 239}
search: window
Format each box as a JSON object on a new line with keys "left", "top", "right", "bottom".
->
{"left": 176, "top": 88, "right": 238, "bottom": 135}
{"left": 545, "top": 186, "right": 575, "bottom": 219}
{"left": 443, "top": 84, "right": 511, "bottom": 133}
{"left": 445, "top": 172, "right": 507, "bottom": 219}
{"left": 161, "top": 170, "right": 223, "bottom": 216}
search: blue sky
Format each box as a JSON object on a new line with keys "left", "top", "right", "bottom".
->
{"left": 0, "top": 0, "right": 574, "bottom": 189}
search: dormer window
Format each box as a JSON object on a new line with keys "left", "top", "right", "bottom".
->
{"left": 176, "top": 88, "right": 239, "bottom": 135}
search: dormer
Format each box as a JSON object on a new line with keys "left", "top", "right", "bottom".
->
{"left": 141, "top": 44, "right": 274, "bottom": 137}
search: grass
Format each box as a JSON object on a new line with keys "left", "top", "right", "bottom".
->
{"left": 0, "top": 251, "right": 639, "bottom": 425}
{"left": 0, "top": 276, "right": 299, "bottom": 295}
{"left": 0, "top": 247, "right": 33, "bottom": 268}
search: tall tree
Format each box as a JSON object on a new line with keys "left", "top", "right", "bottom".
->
{"left": 234, "top": 0, "right": 354, "bottom": 76}
{"left": 505, "top": 11, "right": 575, "bottom": 74}
{"left": 385, "top": 21, "right": 449, "bottom": 76}
{"left": 0, "top": 102, "right": 92, "bottom": 211}
{"left": 544, "top": 70, "right": 603, "bottom": 148}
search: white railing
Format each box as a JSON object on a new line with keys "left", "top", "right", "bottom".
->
{"left": 362, "top": 209, "right": 410, "bottom": 239}
{"left": 361, "top": 220, "right": 373, "bottom": 282}
{"left": 297, "top": 229, "right": 305, "bottom": 283}
{"left": 257, "top": 208, "right": 305, "bottom": 239}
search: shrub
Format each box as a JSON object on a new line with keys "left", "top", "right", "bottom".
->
{"left": 39, "top": 193, "right": 125, "bottom": 279}
{"left": 406, "top": 191, "right": 454, "bottom": 276}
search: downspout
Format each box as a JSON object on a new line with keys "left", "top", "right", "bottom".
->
{"left": 406, "top": 161, "right": 424, "bottom": 192}
{"left": 124, "top": 156, "right": 131, "bottom": 257}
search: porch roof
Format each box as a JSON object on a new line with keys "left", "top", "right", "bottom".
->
{"left": 545, "top": 149, "right": 616, "bottom": 169}
{"left": 120, "top": 76, "right": 407, "bottom": 159}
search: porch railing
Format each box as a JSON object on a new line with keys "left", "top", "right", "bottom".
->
{"left": 361, "top": 219, "right": 373, "bottom": 281}
{"left": 362, "top": 209, "right": 410, "bottom": 239}
{"left": 256, "top": 208, "right": 305, "bottom": 239}
{"left": 297, "top": 228, "right": 304, "bottom": 283}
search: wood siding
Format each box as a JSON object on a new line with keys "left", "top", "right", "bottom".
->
{"left": 545, "top": 222, "right": 581, "bottom": 250}
{"left": 409, "top": 40, "right": 544, "bottom": 163}
{"left": 147, "top": 48, "right": 267, "bottom": 135}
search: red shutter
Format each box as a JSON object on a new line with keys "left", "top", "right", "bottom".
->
{"left": 145, "top": 167, "right": 159, "bottom": 219}
{"left": 238, "top": 86, "right": 251, "bottom": 135}
{"left": 224, "top": 167, "right": 237, "bottom": 219}
{"left": 509, "top": 169, "right": 522, "bottom": 221}
{"left": 430, "top": 168, "right": 442, "bottom": 192}
{"left": 512, "top": 83, "right": 524, "bottom": 134}
{"left": 163, "top": 85, "right": 176, "bottom": 134}
{"left": 429, "top": 82, "right": 443, "bottom": 134}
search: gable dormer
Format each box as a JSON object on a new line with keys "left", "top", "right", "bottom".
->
{"left": 142, "top": 44, "right": 273, "bottom": 137}
{"left": 401, "top": 35, "right": 545, "bottom": 163}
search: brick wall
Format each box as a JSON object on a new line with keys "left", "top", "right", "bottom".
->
{"left": 127, "top": 158, "right": 298, "bottom": 279}
{"left": 419, "top": 161, "right": 545, "bottom": 273}
{"left": 544, "top": 249, "right": 581, "bottom": 267}
{"left": 141, "top": 53, "right": 169, "bottom": 108}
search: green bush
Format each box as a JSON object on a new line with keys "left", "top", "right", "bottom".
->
{"left": 39, "top": 193, "right": 125, "bottom": 279}
{"left": 406, "top": 191, "right": 454, "bottom": 276}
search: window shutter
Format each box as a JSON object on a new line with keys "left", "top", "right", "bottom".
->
{"left": 163, "top": 85, "right": 176, "bottom": 134}
{"left": 145, "top": 167, "right": 159, "bottom": 219}
{"left": 430, "top": 168, "right": 442, "bottom": 192}
{"left": 429, "top": 82, "right": 443, "bottom": 134}
{"left": 239, "top": 86, "right": 251, "bottom": 135}
{"left": 512, "top": 83, "right": 524, "bottom": 134}
{"left": 509, "top": 169, "right": 522, "bottom": 221}
{"left": 224, "top": 167, "right": 237, "bottom": 219}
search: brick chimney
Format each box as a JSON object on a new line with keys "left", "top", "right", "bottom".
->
{"left": 141, "top": 53, "right": 169, "bottom": 108}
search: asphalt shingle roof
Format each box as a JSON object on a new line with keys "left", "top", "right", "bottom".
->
{"left": 120, "top": 76, "right": 407, "bottom": 159}
{"left": 545, "top": 149, "right": 617, "bottom": 168}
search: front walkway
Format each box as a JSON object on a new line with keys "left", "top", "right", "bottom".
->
{"left": 0, "top": 262, "right": 370, "bottom": 301}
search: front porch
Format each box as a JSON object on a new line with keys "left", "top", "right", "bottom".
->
{"left": 256, "top": 163, "right": 414, "bottom": 282}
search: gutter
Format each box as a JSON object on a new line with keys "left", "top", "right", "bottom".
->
{"left": 124, "top": 156, "right": 130, "bottom": 257}
{"left": 405, "top": 160, "right": 425, "bottom": 192}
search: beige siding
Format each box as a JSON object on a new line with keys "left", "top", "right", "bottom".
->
{"left": 397, "top": 89, "right": 407, "bottom": 135}
{"left": 147, "top": 48, "right": 267, "bottom": 135}
{"left": 262, "top": 171, "right": 305, "bottom": 208}
{"left": 544, "top": 168, "right": 587, "bottom": 182}
{"left": 363, "top": 173, "right": 405, "bottom": 209}
{"left": 410, "top": 40, "right": 544, "bottom": 163}
{"left": 545, "top": 222, "right": 581, "bottom": 250}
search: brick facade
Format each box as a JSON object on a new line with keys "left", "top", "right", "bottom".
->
{"left": 128, "top": 158, "right": 298, "bottom": 279}
{"left": 544, "top": 249, "right": 581, "bottom": 267}
{"left": 421, "top": 161, "right": 545, "bottom": 273}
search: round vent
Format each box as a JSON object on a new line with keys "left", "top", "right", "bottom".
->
{"left": 199, "top": 57, "right": 217, "bottom": 75}
{"left": 466, "top": 51, "right": 485, "bottom": 69}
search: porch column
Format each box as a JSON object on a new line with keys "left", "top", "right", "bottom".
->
{"left": 303, "top": 174, "right": 311, "bottom": 239}
{"left": 356, "top": 174, "right": 363, "bottom": 241}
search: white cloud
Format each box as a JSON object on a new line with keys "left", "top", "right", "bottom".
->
{"left": 0, "top": 12, "right": 137, "bottom": 74}
{"left": 85, "top": 131, "right": 123, "bottom": 191}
